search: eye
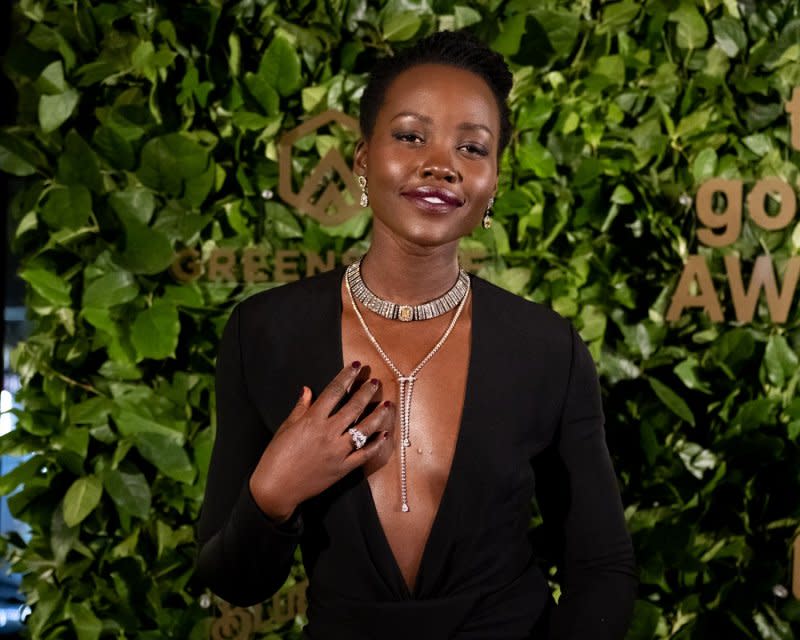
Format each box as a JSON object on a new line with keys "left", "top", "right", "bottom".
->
{"left": 393, "top": 132, "right": 423, "bottom": 144}
{"left": 460, "top": 143, "right": 489, "bottom": 157}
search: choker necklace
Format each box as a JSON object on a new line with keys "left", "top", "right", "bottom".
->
{"left": 345, "top": 259, "right": 470, "bottom": 322}
{"left": 345, "top": 269, "right": 470, "bottom": 513}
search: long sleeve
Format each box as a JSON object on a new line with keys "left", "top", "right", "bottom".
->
{"left": 534, "top": 324, "right": 637, "bottom": 639}
{"left": 195, "top": 303, "right": 301, "bottom": 606}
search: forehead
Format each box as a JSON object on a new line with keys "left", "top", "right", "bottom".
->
{"left": 378, "top": 63, "right": 500, "bottom": 132}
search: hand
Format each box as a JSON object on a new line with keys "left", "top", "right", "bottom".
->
{"left": 249, "top": 361, "right": 395, "bottom": 522}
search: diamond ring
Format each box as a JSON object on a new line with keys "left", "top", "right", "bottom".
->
{"left": 348, "top": 427, "right": 367, "bottom": 450}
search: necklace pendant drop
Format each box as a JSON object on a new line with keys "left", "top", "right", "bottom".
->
{"left": 344, "top": 262, "right": 470, "bottom": 514}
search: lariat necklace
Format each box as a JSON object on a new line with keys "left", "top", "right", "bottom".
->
{"left": 344, "top": 261, "right": 470, "bottom": 513}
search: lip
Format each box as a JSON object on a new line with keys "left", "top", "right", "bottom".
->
{"left": 401, "top": 185, "right": 465, "bottom": 211}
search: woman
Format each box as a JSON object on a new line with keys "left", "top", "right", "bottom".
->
{"left": 196, "top": 31, "right": 637, "bottom": 639}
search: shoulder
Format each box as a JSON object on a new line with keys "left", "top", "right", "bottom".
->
{"left": 470, "top": 273, "right": 573, "bottom": 348}
{"left": 234, "top": 265, "right": 343, "bottom": 324}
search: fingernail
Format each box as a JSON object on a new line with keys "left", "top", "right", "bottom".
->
{"left": 383, "top": 400, "right": 392, "bottom": 409}
{"left": 370, "top": 378, "right": 380, "bottom": 387}
{"left": 351, "top": 361, "right": 361, "bottom": 369}
{"left": 382, "top": 431, "right": 390, "bottom": 439}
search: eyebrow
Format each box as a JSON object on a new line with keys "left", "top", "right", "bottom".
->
{"left": 391, "top": 111, "right": 495, "bottom": 138}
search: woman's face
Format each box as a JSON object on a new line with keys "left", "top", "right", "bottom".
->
{"left": 355, "top": 63, "right": 500, "bottom": 250}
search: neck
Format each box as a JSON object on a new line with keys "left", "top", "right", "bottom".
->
{"left": 359, "top": 229, "right": 461, "bottom": 305}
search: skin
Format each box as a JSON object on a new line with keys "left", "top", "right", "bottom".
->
{"left": 250, "top": 63, "right": 501, "bottom": 592}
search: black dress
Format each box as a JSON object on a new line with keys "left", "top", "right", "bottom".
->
{"left": 196, "top": 266, "right": 637, "bottom": 639}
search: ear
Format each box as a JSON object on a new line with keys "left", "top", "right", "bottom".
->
{"left": 353, "top": 139, "right": 368, "bottom": 174}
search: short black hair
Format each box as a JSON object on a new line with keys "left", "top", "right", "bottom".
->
{"left": 359, "top": 30, "right": 513, "bottom": 156}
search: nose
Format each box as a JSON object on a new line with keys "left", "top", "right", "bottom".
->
{"left": 418, "top": 146, "right": 460, "bottom": 183}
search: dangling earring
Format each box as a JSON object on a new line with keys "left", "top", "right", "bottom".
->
{"left": 357, "top": 175, "right": 369, "bottom": 208}
{"left": 482, "top": 196, "right": 494, "bottom": 229}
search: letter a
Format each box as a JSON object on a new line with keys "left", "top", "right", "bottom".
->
{"left": 666, "top": 255, "right": 724, "bottom": 322}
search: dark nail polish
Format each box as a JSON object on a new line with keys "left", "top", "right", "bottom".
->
{"left": 370, "top": 378, "right": 380, "bottom": 387}
{"left": 382, "top": 431, "right": 390, "bottom": 439}
{"left": 383, "top": 400, "right": 392, "bottom": 408}
{"left": 351, "top": 361, "right": 361, "bottom": 369}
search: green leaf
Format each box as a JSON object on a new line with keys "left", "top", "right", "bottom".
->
{"left": 36, "top": 60, "right": 68, "bottom": 94}
{"left": 130, "top": 300, "right": 180, "bottom": 360}
{"left": 108, "top": 188, "right": 155, "bottom": 225}
{"left": 20, "top": 268, "right": 72, "bottom": 306}
{"left": 134, "top": 433, "right": 195, "bottom": 484}
{"left": 625, "top": 600, "right": 662, "bottom": 640}
{"left": 63, "top": 475, "right": 103, "bottom": 527}
{"left": 611, "top": 185, "right": 634, "bottom": 205}
{"left": 531, "top": 8, "right": 580, "bottom": 58}
{"left": 692, "top": 148, "right": 718, "bottom": 182}
{"left": 51, "top": 503, "right": 78, "bottom": 565}
{"left": 599, "top": 1, "right": 641, "bottom": 34}
{"left": 69, "top": 397, "right": 113, "bottom": 425}
{"left": 648, "top": 378, "right": 695, "bottom": 426}
{"left": 267, "top": 202, "right": 304, "bottom": 239}
{"left": 383, "top": 12, "right": 422, "bottom": 42}
{"left": 517, "top": 140, "right": 556, "bottom": 178}
{"left": 117, "top": 212, "right": 174, "bottom": 275}
{"left": 762, "top": 334, "right": 798, "bottom": 387}
{"left": 137, "top": 133, "right": 210, "bottom": 197}
{"left": 0, "top": 457, "right": 44, "bottom": 495}
{"left": 232, "top": 110, "right": 272, "bottom": 130}
{"left": 669, "top": 1, "right": 709, "bottom": 50}
{"left": 112, "top": 408, "right": 184, "bottom": 443}
{"left": 83, "top": 271, "right": 139, "bottom": 308}
{"left": 454, "top": 6, "right": 481, "bottom": 29}
{"left": 258, "top": 34, "right": 302, "bottom": 96}
{"left": 675, "top": 109, "right": 712, "bottom": 141}
{"left": 244, "top": 72, "right": 280, "bottom": 115}
{"left": 39, "top": 89, "right": 80, "bottom": 133}
{"left": 104, "top": 469, "right": 151, "bottom": 519}
{"left": 39, "top": 185, "right": 93, "bottom": 230}
{"left": 673, "top": 358, "right": 711, "bottom": 393}
{"left": 492, "top": 13, "right": 526, "bottom": 56}
{"left": 68, "top": 601, "right": 102, "bottom": 640}
{"left": 57, "top": 131, "right": 103, "bottom": 193}
{"left": 0, "top": 145, "right": 36, "bottom": 176}
{"left": 713, "top": 16, "right": 747, "bottom": 57}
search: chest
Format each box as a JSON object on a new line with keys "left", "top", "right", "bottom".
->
{"left": 341, "top": 295, "right": 472, "bottom": 496}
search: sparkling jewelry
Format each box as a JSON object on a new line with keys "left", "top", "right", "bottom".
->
{"left": 344, "top": 269, "right": 470, "bottom": 513}
{"left": 349, "top": 427, "right": 367, "bottom": 450}
{"left": 482, "top": 196, "right": 494, "bottom": 229}
{"left": 346, "top": 259, "right": 469, "bottom": 322}
{"left": 357, "top": 175, "right": 369, "bottom": 208}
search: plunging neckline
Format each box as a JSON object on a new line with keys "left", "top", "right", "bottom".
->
{"left": 335, "top": 269, "right": 478, "bottom": 599}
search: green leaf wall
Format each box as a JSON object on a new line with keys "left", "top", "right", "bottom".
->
{"left": 2, "top": 0, "right": 799, "bottom": 638}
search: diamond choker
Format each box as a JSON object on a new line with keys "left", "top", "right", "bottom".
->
{"left": 345, "top": 259, "right": 470, "bottom": 322}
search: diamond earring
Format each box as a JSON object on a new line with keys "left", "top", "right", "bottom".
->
{"left": 357, "top": 175, "right": 369, "bottom": 208}
{"left": 482, "top": 196, "right": 494, "bottom": 229}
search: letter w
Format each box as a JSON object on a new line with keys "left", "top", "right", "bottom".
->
{"left": 725, "top": 255, "right": 800, "bottom": 323}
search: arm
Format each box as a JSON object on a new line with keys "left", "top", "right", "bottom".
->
{"left": 195, "top": 303, "right": 302, "bottom": 606}
{"left": 535, "top": 324, "right": 637, "bottom": 639}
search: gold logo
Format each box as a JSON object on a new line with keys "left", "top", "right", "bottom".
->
{"left": 278, "top": 110, "right": 362, "bottom": 225}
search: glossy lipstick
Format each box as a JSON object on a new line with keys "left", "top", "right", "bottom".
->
{"left": 401, "top": 186, "right": 464, "bottom": 213}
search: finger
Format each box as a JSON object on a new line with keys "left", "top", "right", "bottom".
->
{"left": 334, "top": 377, "right": 381, "bottom": 429}
{"left": 285, "top": 386, "right": 311, "bottom": 423}
{"left": 341, "top": 400, "right": 395, "bottom": 457}
{"left": 312, "top": 361, "right": 363, "bottom": 418}
{"left": 344, "top": 428, "right": 393, "bottom": 471}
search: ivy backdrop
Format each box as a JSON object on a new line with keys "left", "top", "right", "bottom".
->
{"left": 1, "top": 0, "right": 799, "bottom": 638}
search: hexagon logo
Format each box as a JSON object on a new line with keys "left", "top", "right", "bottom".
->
{"left": 278, "top": 110, "right": 363, "bottom": 226}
